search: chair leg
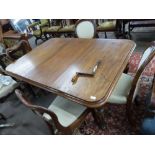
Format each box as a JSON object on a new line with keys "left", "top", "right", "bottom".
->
{"left": 23, "top": 83, "right": 36, "bottom": 97}
{"left": 0, "top": 113, "right": 6, "bottom": 121}
{"left": 44, "top": 34, "right": 48, "bottom": 40}
{"left": 104, "top": 32, "right": 107, "bottom": 38}
{"left": 96, "top": 33, "right": 99, "bottom": 38}
{"left": 35, "top": 38, "right": 38, "bottom": 45}
{"left": 123, "top": 63, "right": 129, "bottom": 73}
{"left": 91, "top": 109, "right": 106, "bottom": 130}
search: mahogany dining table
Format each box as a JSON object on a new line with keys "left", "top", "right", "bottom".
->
{"left": 6, "top": 38, "right": 136, "bottom": 108}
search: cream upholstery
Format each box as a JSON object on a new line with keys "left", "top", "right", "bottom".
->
{"left": 108, "top": 47, "right": 154, "bottom": 104}
{"left": 0, "top": 74, "right": 18, "bottom": 98}
{"left": 138, "top": 47, "right": 154, "bottom": 69}
{"left": 76, "top": 21, "right": 95, "bottom": 38}
{"left": 108, "top": 73, "right": 134, "bottom": 104}
{"left": 43, "top": 96, "right": 87, "bottom": 127}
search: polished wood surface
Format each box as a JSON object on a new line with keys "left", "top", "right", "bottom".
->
{"left": 6, "top": 38, "right": 136, "bottom": 108}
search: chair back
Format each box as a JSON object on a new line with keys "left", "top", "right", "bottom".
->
{"left": 138, "top": 47, "right": 154, "bottom": 69}
{"left": 127, "top": 46, "right": 155, "bottom": 105}
{"left": 75, "top": 20, "right": 96, "bottom": 38}
{"left": 15, "top": 89, "right": 61, "bottom": 130}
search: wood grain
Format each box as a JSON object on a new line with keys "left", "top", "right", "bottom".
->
{"left": 6, "top": 38, "right": 136, "bottom": 108}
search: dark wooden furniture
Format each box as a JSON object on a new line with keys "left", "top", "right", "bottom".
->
{"left": 43, "top": 19, "right": 63, "bottom": 38}
{"left": 15, "top": 89, "right": 90, "bottom": 134}
{"left": 0, "top": 19, "right": 14, "bottom": 33}
{"left": 27, "top": 19, "right": 50, "bottom": 45}
{"left": 44, "top": 20, "right": 77, "bottom": 39}
{"left": 58, "top": 19, "right": 75, "bottom": 37}
{"left": 126, "top": 20, "right": 155, "bottom": 39}
{"left": 0, "top": 23, "right": 31, "bottom": 69}
{"left": 96, "top": 20, "right": 121, "bottom": 38}
{"left": 0, "top": 39, "right": 31, "bottom": 69}
{"left": 6, "top": 38, "right": 135, "bottom": 108}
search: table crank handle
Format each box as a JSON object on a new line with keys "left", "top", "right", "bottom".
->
{"left": 92, "top": 60, "right": 102, "bottom": 75}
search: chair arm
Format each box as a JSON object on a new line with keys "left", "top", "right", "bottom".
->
{"left": 6, "top": 40, "right": 32, "bottom": 61}
{"left": 3, "top": 33, "right": 28, "bottom": 41}
{"left": 39, "top": 22, "right": 49, "bottom": 28}
{"left": 15, "top": 89, "right": 63, "bottom": 130}
{"left": 28, "top": 22, "right": 40, "bottom": 28}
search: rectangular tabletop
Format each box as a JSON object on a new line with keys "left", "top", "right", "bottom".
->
{"left": 6, "top": 38, "right": 136, "bottom": 108}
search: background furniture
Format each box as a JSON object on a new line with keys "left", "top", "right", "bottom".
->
{"left": 96, "top": 19, "right": 121, "bottom": 38}
{"left": 15, "top": 89, "right": 90, "bottom": 134}
{"left": 58, "top": 19, "right": 76, "bottom": 37}
{"left": 43, "top": 19, "right": 62, "bottom": 38}
{"left": 27, "top": 19, "right": 50, "bottom": 45}
{"left": 0, "top": 19, "right": 14, "bottom": 33}
{"left": 75, "top": 19, "right": 96, "bottom": 38}
{"left": 128, "top": 20, "right": 155, "bottom": 38}
{"left": 0, "top": 73, "right": 18, "bottom": 102}
{"left": 44, "top": 19, "right": 77, "bottom": 39}
{"left": 0, "top": 23, "right": 31, "bottom": 69}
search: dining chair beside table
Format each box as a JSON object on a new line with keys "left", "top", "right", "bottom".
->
{"left": 5, "top": 38, "right": 136, "bottom": 133}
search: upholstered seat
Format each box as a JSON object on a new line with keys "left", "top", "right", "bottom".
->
{"left": 45, "top": 26, "right": 61, "bottom": 32}
{"left": 58, "top": 25, "right": 75, "bottom": 32}
{"left": 43, "top": 96, "right": 87, "bottom": 127}
{"left": 0, "top": 74, "right": 18, "bottom": 98}
{"left": 108, "top": 73, "right": 134, "bottom": 104}
{"left": 108, "top": 47, "right": 154, "bottom": 105}
{"left": 97, "top": 20, "right": 117, "bottom": 31}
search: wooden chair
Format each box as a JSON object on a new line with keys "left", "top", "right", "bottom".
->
{"left": 0, "top": 40, "right": 31, "bottom": 69}
{"left": 75, "top": 19, "right": 97, "bottom": 38}
{"left": 106, "top": 46, "right": 155, "bottom": 124}
{"left": 43, "top": 19, "right": 62, "bottom": 39}
{"left": 58, "top": 20, "right": 76, "bottom": 37}
{"left": 27, "top": 19, "right": 50, "bottom": 45}
{"left": 0, "top": 73, "right": 18, "bottom": 102}
{"left": 15, "top": 89, "right": 90, "bottom": 134}
{"left": 96, "top": 19, "right": 120, "bottom": 38}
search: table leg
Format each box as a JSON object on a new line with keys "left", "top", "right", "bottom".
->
{"left": 0, "top": 113, "right": 6, "bottom": 121}
{"left": 92, "top": 108, "right": 106, "bottom": 130}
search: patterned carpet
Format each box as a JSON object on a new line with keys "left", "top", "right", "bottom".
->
{"left": 80, "top": 52, "right": 155, "bottom": 135}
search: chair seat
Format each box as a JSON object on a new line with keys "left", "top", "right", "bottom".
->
{"left": 43, "top": 96, "right": 87, "bottom": 127}
{"left": 108, "top": 73, "right": 134, "bottom": 104}
{"left": 0, "top": 74, "right": 18, "bottom": 98}
{"left": 45, "top": 26, "right": 61, "bottom": 32}
{"left": 97, "top": 20, "right": 116, "bottom": 31}
{"left": 58, "top": 25, "right": 75, "bottom": 32}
